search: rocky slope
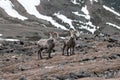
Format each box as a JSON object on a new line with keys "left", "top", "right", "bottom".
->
{"left": 0, "top": 0, "right": 120, "bottom": 39}
{"left": 0, "top": 34, "right": 120, "bottom": 80}
{"left": 0, "top": 1, "right": 120, "bottom": 80}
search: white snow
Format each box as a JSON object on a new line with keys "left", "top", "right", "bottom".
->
{"left": 45, "top": 66, "right": 55, "bottom": 69}
{"left": 79, "top": 25, "right": 96, "bottom": 34}
{"left": 90, "top": 0, "right": 98, "bottom": 4}
{"left": 0, "top": 38, "right": 19, "bottom": 41}
{"left": 17, "top": 0, "right": 40, "bottom": 17}
{"left": 59, "top": 37, "right": 66, "bottom": 40}
{"left": 0, "top": 34, "right": 3, "bottom": 36}
{"left": 78, "top": 20, "right": 96, "bottom": 34}
{"left": 103, "top": 5, "right": 120, "bottom": 16}
{"left": 17, "top": 0, "right": 67, "bottom": 30}
{"left": 80, "top": 5, "right": 97, "bottom": 33}
{"left": 0, "top": 0, "right": 98, "bottom": 33}
{"left": 106, "top": 22, "right": 120, "bottom": 29}
{"left": 81, "top": 5, "right": 89, "bottom": 15}
{"left": 72, "top": 12, "right": 85, "bottom": 17}
{"left": 72, "top": 5, "right": 97, "bottom": 33}
{"left": 90, "top": 0, "right": 93, "bottom": 4}
{"left": 72, "top": 11, "right": 90, "bottom": 20}
{"left": 0, "top": 0, "right": 27, "bottom": 20}
{"left": 54, "top": 12, "right": 75, "bottom": 29}
{"left": 71, "top": 0, "right": 80, "bottom": 5}
{"left": 81, "top": 5, "right": 90, "bottom": 20}
{"left": 0, "top": 33, "right": 19, "bottom": 41}
{"left": 4, "top": 39, "right": 19, "bottom": 41}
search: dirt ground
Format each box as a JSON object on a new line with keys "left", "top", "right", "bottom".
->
{"left": 0, "top": 37, "right": 120, "bottom": 80}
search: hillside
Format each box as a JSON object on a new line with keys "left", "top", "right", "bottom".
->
{"left": 0, "top": 33, "right": 120, "bottom": 80}
{"left": 0, "top": 0, "right": 120, "bottom": 39}
{"left": 0, "top": 0, "right": 120, "bottom": 80}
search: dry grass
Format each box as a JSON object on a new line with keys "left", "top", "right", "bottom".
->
{"left": 0, "top": 41, "right": 120, "bottom": 80}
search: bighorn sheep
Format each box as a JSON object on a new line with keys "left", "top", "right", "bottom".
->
{"left": 37, "top": 32, "right": 56, "bottom": 59}
{"left": 62, "top": 29, "right": 78, "bottom": 56}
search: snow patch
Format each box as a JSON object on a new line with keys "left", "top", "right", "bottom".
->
{"left": 54, "top": 12, "right": 75, "bottom": 29}
{"left": 81, "top": 5, "right": 90, "bottom": 20}
{"left": 72, "top": 6, "right": 97, "bottom": 33}
{"left": 103, "top": 5, "right": 120, "bottom": 16}
{"left": 78, "top": 21, "right": 96, "bottom": 34}
{"left": 0, "top": 38, "right": 19, "bottom": 42}
{"left": 0, "top": 0, "right": 27, "bottom": 20}
{"left": 72, "top": 11, "right": 90, "bottom": 20}
{"left": 17, "top": 0, "right": 67, "bottom": 30}
{"left": 0, "top": 33, "right": 19, "bottom": 41}
{"left": 71, "top": 0, "right": 80, "bottom": 5}
{"left": 106, "top": 22, "right": 120, "bottom": 29}
{"left": 90, "top": 0, "right": 98, "bottom": 4}
{"left": 17, "top": 0, "right": 40, "bottom": 16}
{"left": 80, "top": 5, "right": 97, "bottom": 33}
{"left": 45, "top": 66, "right": 55, "bottom": 69}
{"left": 59, "top": 37, "right": 66, "bottom": 40}
{"left": 0, "top": 34, "right": 3, "bottom": 36}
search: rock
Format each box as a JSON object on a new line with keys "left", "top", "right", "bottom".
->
{"left": 19, "top": 41, "right": 24, "bottom": 45}
{"left": 104, "top": 70, "right": 114, "bottom": 78}
{"left": 19, "top": 76, "right": 27, "bottom": 80}
{"left": 80, "top": 34, "right": 94, "bottom": 41}
{"left": 56, "top": 75, "right": 71, "bottom": 80}
{"left": 5, "top": 58, "right": 10, "bottom": 61}
{"left": 82, "top": 58, "right": 90, "bottom": 62}
{"left": 108, "top": 35, "right": 120, "bottom": 43}
{"left": 107, "top": 44, "right": 113, "bottom": 48}
{"left": 69, "top": 71, "right": 90, "bottom": 79}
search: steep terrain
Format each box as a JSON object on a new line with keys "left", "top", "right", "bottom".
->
{"left": 0, "top": 0, "right": 120, "bottom": 80}
{"left": 0, "top": 34, "right": 120, "bottom": 80}
{"left": 0, "top": 0, "right": 120, "bottom": 38}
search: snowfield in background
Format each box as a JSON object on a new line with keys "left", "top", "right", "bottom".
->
{"left": 54, "top": 12, "right": 75, "bottom": 29}
{"left": 0, "top": 33, "right": 19, "bottom": 42}
{"left": 106, "top": 22, "right": 120, "bottom": 29}
{"left": 0, "top": 0, "right": 27, "bottom": 20}
{"left": 0, "top": 0, "right": 120, "bottom": 33}
{"left": 103, "top": 5, "right": 120, "bottom": 17}
{"left": 17, "top": 0, "right": 67, "bottom": 30}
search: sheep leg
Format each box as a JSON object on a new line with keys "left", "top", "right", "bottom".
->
{"left": 38, "top": 50, "right": 40, "bottom": 59}
{"left": 48, "top": 49, "right": 52, "bottom": 59}
{"left": 48, "top": 52, "right": 52, "bottom": 58}
{"left": 72, "top": 47, "right": 75, "bottom": 55}
{"left": 66, "top": 47, "right": 69, "bottom": 56}
{"left": 38, "top": 50, "right": 41, "bottom": 59}
{"left": 40, "top": 51, "right": 42, "bottom": 59}
{"left": 62, "top": 45, "right": 66, "bottom": 55}
{"left": 38, "top": 48, "right": 43, "bottom": 59}
{"left": 70, "top": 48, "right": 72, "bottom": 55}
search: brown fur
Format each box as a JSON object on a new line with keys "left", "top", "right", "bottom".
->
{"left": 62, "top": 30, "right": 77, "bottom": 56}
{"left": 37, "top": 32, "right": 55, "bottom": 59}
